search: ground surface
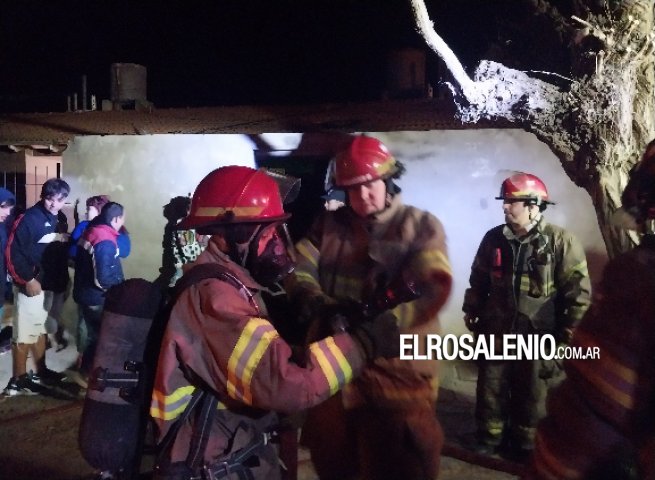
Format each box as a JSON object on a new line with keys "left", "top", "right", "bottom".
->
{"left": 0, "top": 384, "right": 522, "bottom": 480}
{"left": 0, "top": 306, "right": 522, "bottom": 480}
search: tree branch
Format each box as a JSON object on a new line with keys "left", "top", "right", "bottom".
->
{"left": 409, "top": 0, "right": 480, "bottom": 102}
{"left": 409, "top": 0, "right": 568, "bottom": 126}
{"left": 411, "top": 0, "right": 654, "bottom": 256}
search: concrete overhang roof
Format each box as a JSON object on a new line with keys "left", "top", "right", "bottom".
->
{"left": 0, "top": 99, "right": 510, "bottom": 148}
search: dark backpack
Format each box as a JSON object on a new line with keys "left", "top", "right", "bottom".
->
{"left": 78, "top": 263, "right": 239, "bottom": 480}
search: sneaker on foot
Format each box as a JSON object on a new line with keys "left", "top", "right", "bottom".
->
{"left": 472, "top": 441, "right": 500, "bottom": 456}
{"left": 96, "top": 470, "right": 116, "bottom": 480}
{"left": 0, "top": 326, "right": 11, "bottom": 355}
{"left": 462, "top": 435, "right": 501, "bottom": 456}
{"left": 3, "top": 374, "right": 43, "bottom": 396}
{"left": 0, "top": 325, "right": 11, "bottom": 342}
{"left": 32, "top": 368, "right": 67, "bottom": 385}
{"left": 503, "top": 445, "right": 534, "bottom": 463}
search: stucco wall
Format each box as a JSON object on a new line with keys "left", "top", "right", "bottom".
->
{"left": 61, "top": 130, "right": 607, "bottom": 335}
{"left": 64, "top": 134, "right": 257, "bottom": 282}
{"left": 373, "top": 130, "right": 607, "bottom": 334}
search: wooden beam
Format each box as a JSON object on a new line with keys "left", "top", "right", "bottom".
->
{"left": 0, "top": 99, "right": 511, "bottom": 146}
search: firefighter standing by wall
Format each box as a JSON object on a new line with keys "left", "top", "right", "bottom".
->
{"left": 526, "top": 142, "right": 655, "bottom": 480}
{"left": 149, "top": 166, "right": 400, "bottom": 480}
{"left": 463, "top": 172, "right": 591, "bottom": 461}
{"left": 286, "top": 135, "right": 452, "bottom": 480}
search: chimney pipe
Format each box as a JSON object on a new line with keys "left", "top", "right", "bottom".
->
{"left": 82, "top": 75, "right": 87, "bottom": 111}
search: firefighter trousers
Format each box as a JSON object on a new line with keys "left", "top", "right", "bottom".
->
{"left": 301, "top": 392, "right": 443, "bottom": 480}
{"left": 475, "top": 358, "right": 546, "bottom": 449}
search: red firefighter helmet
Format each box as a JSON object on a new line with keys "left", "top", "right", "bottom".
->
{"left": 496, "top": 172, "right": 554, "bottom": 205}
{"left": 177, "top": 166, "right": 290, "bottom": 230}
{"left": 333, "top": 135, "right": 399, "bottom": 188}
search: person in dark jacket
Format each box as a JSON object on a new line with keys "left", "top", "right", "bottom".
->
{"left": 73, "top": 202, "right": 126, "bottom": 379}
{"left": 0, "top": 188, "right": 16, "bottom": 355}
{"left": 69, "top": 195, "right": 131, "bottom": 259}
{"left": 42, "top": 209, "right": 72, "bottom": 352}
{"left": 69, "top": 195, "right": 130, "bottom": 373}
{"left": 4, "top": 178, "right": 70, "bottom": 396}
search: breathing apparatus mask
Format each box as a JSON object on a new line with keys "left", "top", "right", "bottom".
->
{"left": 225, "top": 221, "right": 296, "bottom": 287}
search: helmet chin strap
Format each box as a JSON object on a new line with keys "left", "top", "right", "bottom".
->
{"left": 528, "top": 202, "right": 541, "bottom": 222}
{"left": 381, "top": 179, "right": 397, "bottom": 210}
{"left": 384, "top": 192, "right": 393, "bottom": 209}
{"left": 227, "top": 226, "right": 261, "bottom": 267}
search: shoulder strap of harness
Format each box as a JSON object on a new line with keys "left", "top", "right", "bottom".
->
{"left": 156, "top": 262, "right": 263, "bottom": 476}
{"left": 173, "top": 262, "right": 259, "bottom": 314}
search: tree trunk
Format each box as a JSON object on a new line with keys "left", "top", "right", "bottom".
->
{"left": 566, "top": 1, "right": 655, "bottom": 257}
{"left": 411, "top": 0, "right": 655, "bottom": 257}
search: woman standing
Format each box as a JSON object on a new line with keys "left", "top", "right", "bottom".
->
{"left": 73, "top": 202, "right": 126, "bottom": 380}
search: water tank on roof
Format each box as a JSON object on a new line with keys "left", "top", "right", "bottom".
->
{"left": 110, "top": 63, "right": 147, "bottom": 102}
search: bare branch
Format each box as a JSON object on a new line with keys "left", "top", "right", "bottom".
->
{"left": 408, "top": 0, "right": 480, "bottom": 102}
{"left": 409, "top": 0, "right": 566, "bottom": 125}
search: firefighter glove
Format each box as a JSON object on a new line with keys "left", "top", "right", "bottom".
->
{"left": 351, "top": 311, "right": 400, "bottom": 360}
{"left": 317, "top": 297, "right": 363, "bottom": 327}
{"left": 538, "top": 348, "right": 565, "bottom": 380}
{"left": 555, "top": 327, "right": 574, "bottom": 345}
{"left": 299, "top": 293, "right": 336, "bottom": 324}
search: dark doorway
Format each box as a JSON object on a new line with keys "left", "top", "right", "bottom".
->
{"left": 256, "top": 154, "right": 331, "bottom": 243}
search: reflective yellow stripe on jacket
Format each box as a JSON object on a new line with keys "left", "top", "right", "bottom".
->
{"left": 569, "top": 329, "right": 637, "bottom": 411}
{"left": 392, "top": 248, "right": 450, "bottom": 329}
{"left": 331, "top": 275, "right": 363, "bottom": 300}
{"left": 296, "top": 239, "right": 319, "bottom": 268}
{"left": 151, "top": 385, "right": 196, "bottom": 421}
{"left": 309, "top": 336, "right": 355, "bottom": 395}
{"left": 392, "top": 301, "right": 417, "bottom": 329}
{"left": 563, "top": 260, "right": 588, "bottom": 281}
{"left": 413, "top": 248, "right": 452, "bottom": 279}
{"left": 294, "top": 239, "right": 321, "bottom": 291}
{"left": 227, "top": 317, "right": 280, "bottom": 405}
{"left": 151, "top": 385, "right": 229, "bottom": 422}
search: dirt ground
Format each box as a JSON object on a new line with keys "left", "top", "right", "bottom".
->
{"left": 0, "top": 386, "right": 521, "bottom": 480}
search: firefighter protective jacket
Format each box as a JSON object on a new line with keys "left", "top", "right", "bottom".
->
{"left": 528, "top": 236, "right": 655, "bottom": 479}
{"left": 287, "top": 195, "right": 452, "bottom": 408}
{"left": 150, "top": 240, "right": 365, "bottom": 472}
{"left": 463, "top": 217, "right": 591, "bottom": 340}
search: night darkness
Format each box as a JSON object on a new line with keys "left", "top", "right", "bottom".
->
{"left": 0, "top": 1, "right": 513, "bottom": 114}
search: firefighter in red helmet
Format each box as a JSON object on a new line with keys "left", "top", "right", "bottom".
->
{"left": 496, "top": 172, "right": 552, "bottom": 208}
{"left": 332, "top": 134, "right": 401, "bottom": 187}
{"left": 286, "top": 135, "right": 452, "bottom": 480}
{"left": 463, "top": 171, "right": 591, "bottom": 461}
{"left": 150, "top": 166, "right": 400, "bottom": 480}
{"left": 527, "top": 141, "right": 655, "bottom": 480}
